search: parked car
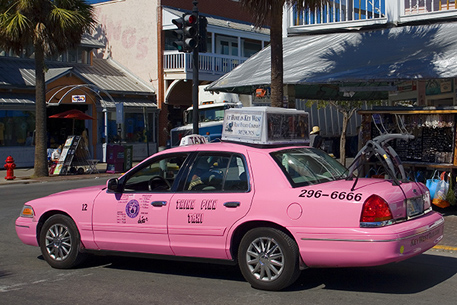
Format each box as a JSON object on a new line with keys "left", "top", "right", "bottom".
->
{"left": 16, "top": 108, "right": 444, "bottom": 291}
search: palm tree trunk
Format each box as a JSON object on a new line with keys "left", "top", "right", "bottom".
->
{"left": 270, "top": 2, "right": 284, "bottom": 108}
{"left": 33, "top": 43, "right": 49, "bottom": 177}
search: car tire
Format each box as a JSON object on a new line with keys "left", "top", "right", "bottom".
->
{"left": 39, "top": 214, "right": 86, "bottom": 269}
{"left": 238, "top": 227, "right": 301, "bottom": 291}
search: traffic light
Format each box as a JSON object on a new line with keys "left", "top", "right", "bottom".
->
{"left": 198, "top": 16, "right": 208, "bottom": 53}
{"left": 172, "top": 16, "right": 186, "bottom": 52}
{"left": 182, "top": 13, "right": 198, "bottom": 51}
{"left": 172, "top": 13, "right": 199, "bottom": 53}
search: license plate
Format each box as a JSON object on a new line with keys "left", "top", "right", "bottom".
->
{"left": 407, "top": 196, "right": 424, "bottom": 218}
{"left": 410, "top": 226, "right": 443, "bottom": 247}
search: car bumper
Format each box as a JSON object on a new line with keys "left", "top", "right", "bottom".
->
{"left": 16, "top": 217, "right": 39, "bottom": 247}
{"left": 290, "top": 211, "right": 444, "bottom": 268}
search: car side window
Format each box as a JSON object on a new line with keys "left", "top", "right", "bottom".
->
{"left": 224, "top": 156, "right": 248, "bottom": 191}
{"left": 124, "top": 154, "right": 188, "bottom": 192}
{"left": 184, "top": 153, "right": 249, "bottom": 192}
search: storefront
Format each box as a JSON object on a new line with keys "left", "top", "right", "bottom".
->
{"left": 354, "top": 76, "right": 457, "bottom": 208}
{"left": 98, "top": 99, "right": 159, "bottom": 163}
{"left": 0, "top": 98, "right": 158, "bottom": 168}
{"left": 0, "top": 57, "right": 158, "bottom": 168}
{"left": 0, "top": 96, "right": 36, "bottom": 167}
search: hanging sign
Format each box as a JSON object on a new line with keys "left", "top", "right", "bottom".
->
{"left": 72, "top": 95, "right": 86, "bottom": 103}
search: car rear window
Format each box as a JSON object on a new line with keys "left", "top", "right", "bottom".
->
{"left": 271, "top": 148, "right": 348, "bottom": 187}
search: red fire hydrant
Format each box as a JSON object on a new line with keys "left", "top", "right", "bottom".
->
{"left": 4, "top": 156, "right": 16, "bottom": 180}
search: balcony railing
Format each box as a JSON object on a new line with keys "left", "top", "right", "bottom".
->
{"left": 164, "top": 51, "right": 246, "bottom": 78}
{"left": 289, "top": 0, "right": 456, "bottom": 31}
{"left": 291, "top": 0, "right": 386, "bottom": 25}
{"left": 404, "top": 0, "right": 456, "bottom": 15}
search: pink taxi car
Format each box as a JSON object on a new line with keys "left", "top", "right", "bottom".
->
{"left": 16, "top": 140, "right": 444, "bottom": 290}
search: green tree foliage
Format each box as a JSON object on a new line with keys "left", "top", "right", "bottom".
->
{"left": 0, "top": 0, "right": 96, "bottom": 177}
{"left": 307, "top": 100, "right": 383, "bottom": 166}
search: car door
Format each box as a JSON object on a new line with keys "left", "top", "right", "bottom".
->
{"left": 92, "top": 153, "right": 190, "bottom": 255}
{"left": 168, "top": 152, "right": 254, "bottom": 260}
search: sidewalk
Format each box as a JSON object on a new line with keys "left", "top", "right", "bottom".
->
{"left": 0, "top": 162, "right": 119, "bottom": 185}
{"left": 1, "top": 165, "right": 457, "bottom": 252}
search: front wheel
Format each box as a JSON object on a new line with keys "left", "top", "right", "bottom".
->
{"left": 238, "top": 227, "right": 301, "bottom": 291}
{"left": 39, "top": 214, "right": 86, "bottom": 269}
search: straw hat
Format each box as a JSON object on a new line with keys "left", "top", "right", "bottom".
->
{"left": 310, "top": 126, "right": 320, "bottom": 134}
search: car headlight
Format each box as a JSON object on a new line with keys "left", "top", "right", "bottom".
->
{"left": 20, "top": 205, "right": 35, "bottom": 218}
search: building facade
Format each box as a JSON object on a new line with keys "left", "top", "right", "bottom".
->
{"left": 0, "top": 35, "right": 157, "bottom": 167}
{"left": 92, "top": 0, "right": 270, "bottom": 146}
{"left": 285, "top": 1, "right": 457, "bottom": 165}
{"left": 281, "top": 0, "right": 457, "bottom": 138}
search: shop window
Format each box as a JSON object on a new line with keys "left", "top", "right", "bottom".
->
{"left": 164, "top": 30, "right": 178, "bottom": 51}
{"left": 125, "top": 113, "right": 147, "bottom": 143}
{"left": 102, "top": 110, "right": 155, "bottom": 144}
{"left": 220, "top": 41, "right": 229, "bottom": 55}
{"left": 216, "top": 35, "right": 238, "bottom": 56}
{"left": 68, "top": 49, "right": 77, "bottom": 63}
{"left": 0, "top": 110, "right": 35, "bottom": 147}
{"left": 105, "top": 111, "right": 118, "bottom": 143}
{"left": 365, "top": 113, "right": 455, "bottom": 165}
{"left": 242, "top": 39, "right": 262, "bottom": 57}
{"left": 427, "top": 98, "right": 454, "bottom": 107}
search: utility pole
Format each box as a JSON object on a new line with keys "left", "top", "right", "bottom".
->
{"left": 172, "top": 1, "right": 207, "bottom": 135}
{"left": 192, "top": 1, "right": 199, "bottom": 135}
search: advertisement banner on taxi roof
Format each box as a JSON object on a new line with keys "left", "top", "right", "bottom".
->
{"left": 222, "top": 107, "right": 310, "bottom": 145}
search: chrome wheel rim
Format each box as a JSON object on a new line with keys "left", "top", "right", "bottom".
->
{"left": 45, "top": 224, "right": 72, "bottom": 261}
{"left": 245, "top": 237, "right": 284, "bottom": 282}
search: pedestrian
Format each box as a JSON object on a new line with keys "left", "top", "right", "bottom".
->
{"left": 310, "top": 126, "right": 324, "bottom": 150}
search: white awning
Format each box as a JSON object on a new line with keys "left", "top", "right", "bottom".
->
{"left": 0, "top": 96, "right": 35, "bottom": 105}
{"left": 207, "top": 22, "right": 457, "bottom": 100}
{"left": 100, "top": 99, "right": 157, "bottom": 109}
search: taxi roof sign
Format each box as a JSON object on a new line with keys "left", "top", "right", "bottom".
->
{"left": 179, "top": 134, "right": 208, "bottom": 146}
{"left": 222, "top": 107, "right": 310, "bottom": 145}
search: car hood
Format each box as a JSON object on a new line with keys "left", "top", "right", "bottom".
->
{"left": 44, "top": 185, "right": 106, "bottom": 199}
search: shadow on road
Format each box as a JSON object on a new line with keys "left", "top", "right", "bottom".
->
{"left": 66, "top": 251, "right": 457, "bottom": 292}
{"left": 79, "top": 255, "right": 246, "bottom": 283}
{"left": 289, "top": 252, "right": 457, "bottom": 293}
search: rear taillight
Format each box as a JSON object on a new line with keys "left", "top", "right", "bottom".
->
{"left": 360, "top": 195, "right": 393, "bottom": 227}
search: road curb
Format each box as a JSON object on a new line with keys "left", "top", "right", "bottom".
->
{"left": 433, "top": 245, "right": 457, "bottom": 252}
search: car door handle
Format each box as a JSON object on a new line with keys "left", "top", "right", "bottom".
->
{"left": 224, "top": 201, "right": 240, "bottom": 208}
{"left": 151, "top": 201, "right": 167, "bottom": 207}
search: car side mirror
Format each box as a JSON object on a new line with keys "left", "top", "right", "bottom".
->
{"left": 107, "top": 178, "right": 122, "bottom": 193}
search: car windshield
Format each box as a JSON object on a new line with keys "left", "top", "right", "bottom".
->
{"left": 186, "top": 106, "right": 226, "bottom": 124}
{"left": 272, "top": 148, "right": 348, "bottom": 187}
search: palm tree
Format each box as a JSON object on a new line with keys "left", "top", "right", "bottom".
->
{"left": 0, "top": 0, "right": 95, "bottom": 177}
{"left": 240, "top": 0, "right": 324, "bottom": 107}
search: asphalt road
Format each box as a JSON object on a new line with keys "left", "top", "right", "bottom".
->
{"left": 2, "top": 180, "right": 457, "bottom": 305}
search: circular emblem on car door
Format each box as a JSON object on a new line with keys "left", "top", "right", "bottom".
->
{"left": 125, "top": 200, "right": 140, "bottom": 218}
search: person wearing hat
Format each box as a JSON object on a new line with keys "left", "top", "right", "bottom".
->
{"left": 310, "top": 126, "right": 324, "bottom": 150}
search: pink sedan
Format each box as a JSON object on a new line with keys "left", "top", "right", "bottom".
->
{"left": 16, "top": 142, "right": 444, "bottom": 290}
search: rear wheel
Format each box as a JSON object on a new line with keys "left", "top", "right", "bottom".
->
{"left": 238, "top": 227, "right": 301, "bottom": 291}
{"left": 39, "top": 214, "right": 86, "bottom": 269}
